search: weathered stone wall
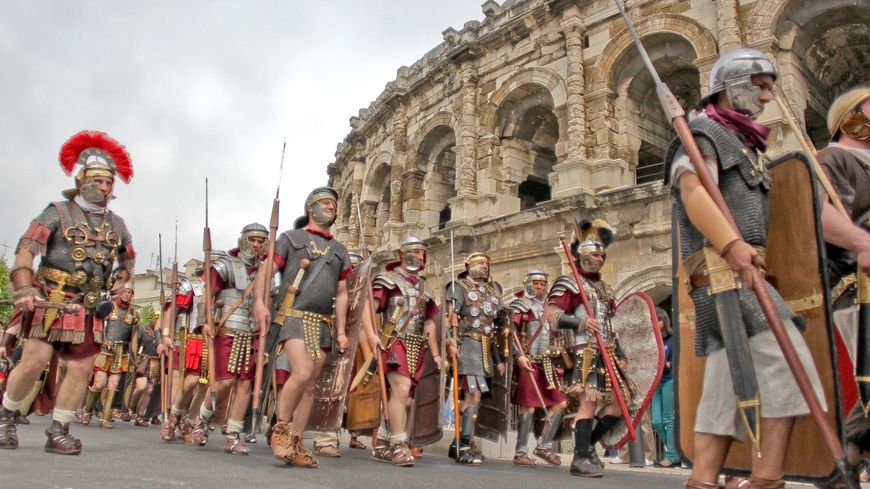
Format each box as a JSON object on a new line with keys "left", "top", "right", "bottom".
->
{"left": 325, "top": 0, "right": 870, "bottom": 304}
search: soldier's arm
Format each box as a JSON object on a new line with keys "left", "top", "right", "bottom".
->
{"left": 334, "top": 279, "right": 349, "bottom": 353}
{"left": 678, "top": 170, "right": 762, "bottom": 289}
{"left": 821, "top": 200, "right": 870, "bottom": 275}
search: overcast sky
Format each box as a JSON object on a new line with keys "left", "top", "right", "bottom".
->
{"left": 0, "top": 0, "right": 483, "bottom": 272}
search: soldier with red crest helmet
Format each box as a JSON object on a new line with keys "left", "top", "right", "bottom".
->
{"left": 365, "top": 236, "right": 442, "bottom": 467}
{"left": 509, "top": 268, "right": 568, "bottom": 467}
{"left": 0, "top": 131, "right": 135, "bottom": 455}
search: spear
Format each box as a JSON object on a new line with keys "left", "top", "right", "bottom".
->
{"left": 203, "top": 181, "right": 216, "bottom": 401}
{"left": 158, "top": 234, "right": 167, "bottom": 420}
{"left": 613, "top": 0, "right": 855, "bottom": 484}
{"left": 253, "top": 140, "right": 285, "bottom": 433}
{"left": 167, "top": 221, "right": 179, "bottom": 410}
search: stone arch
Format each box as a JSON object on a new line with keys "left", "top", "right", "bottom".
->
{"left": 361, "top": 160, "right": 392, "bottom": 236}
{"left": 614, "top": 265, "right": 671, "bottom": 304}
{"left": 408, "top": 112, "right": 458, "bottom": 157}
{"left": 745, "top": 0, "right": 789, "bottom": 44}
{"left": 410, "top": 124, "right": 457, "bottom": 232}
{"left": 746, "top": 0, "right": 870, "bottom": 144}
{"left": 590, "top": 14, "right": 717, "bottom": 93}
{"left": 480, "top": 67, "right": 567, "bottom": 130}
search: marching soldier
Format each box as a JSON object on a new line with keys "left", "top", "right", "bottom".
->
{"left": 818, "top": 85, "right": 870, "bottom": 474}
{"left": 255, "top": 187, "right": 352, "bottom": 468}
{"left": 0, "top": 130, "right": 135, "bottom": 454}
{"left": 160, "top": 273, "right": 210, "bottom": 444}
{"left": 366, "top": 236, "right": 442, "bottom": 467}
{"left": 509, "top": 269, "right": 567, "bottom": 467}
{"left": 129, "top": 311, "right": 161, "bottom": 426}
{"left": 664, "top": 48, "right": 853, "bottom": 488}
{"left": 446, "top": 252, "right": 507, "bottom": 466}
{"left": 82, "top": 283, "right": 139, "bottom": 429}
{"left": 209, "top": 223, "right": 268, "bottom": 455}
{"left": 546, "top": 219, "right": 631, "bottom": 477}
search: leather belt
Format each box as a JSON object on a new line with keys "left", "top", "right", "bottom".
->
{"left": 216, "top": 326, "right": 254, "bottom": 336}
{"left": 289, "top": 309, "right": 333, "bottom": 325}
{"left": 461, "top": 332, "right": 486, "bottom": 341}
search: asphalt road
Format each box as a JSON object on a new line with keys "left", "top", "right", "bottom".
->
{"left": 1, "top": 416, "right": 691, "bottom": 489}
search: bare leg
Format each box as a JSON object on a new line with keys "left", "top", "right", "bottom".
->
{"left": 4, "top": 340, "right": 53, "bottom": 403}
{"left": 751, "top": 417, "right": 794, "bottom": 481}
{"left": 690, "top": 432, "right": 732, "bottom": 484}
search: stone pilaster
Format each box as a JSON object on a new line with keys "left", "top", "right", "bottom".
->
{"left": 716, "top": 0, "right": 742, "bottom": 54}
{"left": 347, "top": 160, "right": 365, "bottom": 250}
{"left": 389, "top": 102, "right": 408, "bottom": 224}
{"left": 553, "top": 7, "right": 590, "bottom": 199}
{"left": 452, "top": 63, "right": 480, "bottom": 224}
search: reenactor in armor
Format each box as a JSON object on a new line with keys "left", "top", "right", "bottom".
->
{"left": 665, "top": 49, "right": 831, "bottom": 489}
{"left": 366, "top": 236, "right": 442, "bottom": 467}
{"left": 208, "top": 223, "right": 268, "bottom": 455}
{"left": 817, "top": 86, "right": 870, "bottom": 475}
{"left": 129, "top": 311, "right": 161, "bottom": 426}
{"left": 546, "top": 219, "right": 630, "bottom": 477}
{"left": 1, "top": 130, "right": 135, "bottom": 454}
{"left": 445, "top": 252, "right": 507, "bottom": 466}
{"left": 160, "top": 273, "right": 210, "bottom": 444}
{"left": 81, "top": 283, "right": 139, "bottom": 428}
{"left": 509, "top": 269, "right": 567, "bottom": 467}
{"left": 255, "top": 186, "right": 352, "bottom": 468}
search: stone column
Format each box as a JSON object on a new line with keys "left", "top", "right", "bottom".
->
{"left": 582, "top": 88, "right": 633, "bottom": 192}
{"left": 716, "top": 0, "right": 742, "bottom": 54}
{"left": 450, "top": 62, "right": 480, "bottom": 224}
{"left": 384, "top": 101, "right": 409, "bottom": 245}
{"left": 552, "top": 6, "right": 590, "bottom": 199}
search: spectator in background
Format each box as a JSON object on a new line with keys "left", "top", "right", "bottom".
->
{"left": 651, "top": 307, "right": 679, "bottom": 467}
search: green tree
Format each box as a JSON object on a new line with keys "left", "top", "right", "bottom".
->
{"left": 0, "top": 258, "right": 11, "bottom": 324}
{"left": 139, "top": 304, "right": 154, "bottom": 326}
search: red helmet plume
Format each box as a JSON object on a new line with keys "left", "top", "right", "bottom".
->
{"left": 58, "top": 131, "right": 133, "bottom": 183}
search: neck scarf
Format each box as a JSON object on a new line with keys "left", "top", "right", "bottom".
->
{"left": 704, "top": 103, "right": 771, "bottom": 152}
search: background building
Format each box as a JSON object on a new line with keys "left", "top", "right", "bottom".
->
{"left": 327, "top": 0, "right": 870, "bottom": 312}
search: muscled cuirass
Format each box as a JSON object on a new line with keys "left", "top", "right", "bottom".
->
{"left": 373, "top": 271, "right": 428, "bottom": 337}
{"left": 105, "top": 303, "right": 137, "bottom": 342}
{"left": 455, "top": 278, "right": 503, "bottom": 337}
{"left": 214, "top": 255, "right": 255, "bottom": 334}
{"left": 510, "top": 295, "right": 550, "bottom": 356}
{"left": 39, "top": 201, "right": 128, "bottom": 309}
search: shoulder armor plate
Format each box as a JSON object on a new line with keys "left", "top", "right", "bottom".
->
{"left": 549, "top": 276, "right": 580, "bottom": 296}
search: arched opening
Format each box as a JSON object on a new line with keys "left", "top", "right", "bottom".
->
{"left": 612, "top": 34, "right": 701, "bottom": 185}
{"left": 495, "top": 83, "right": 559, "bottom": 210}
{"left": 414, "top": 125, "right": 457, "bottom": 232}
{"left": 774, "top": 0, "right": 870, "bottom": 146}
{"left": 361, "top": 162, "right": 391, "bottom": 246}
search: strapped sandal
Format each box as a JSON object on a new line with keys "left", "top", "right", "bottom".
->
{"left": 44, "top": 421, "right": 82, "bottom": 455}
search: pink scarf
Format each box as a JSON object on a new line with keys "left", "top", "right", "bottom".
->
{"left": 704, "top": 104, "right": 771, "bottom": 152}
